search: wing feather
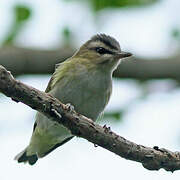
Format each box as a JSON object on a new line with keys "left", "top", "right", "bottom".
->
{"left": 45, "top": 63, "right": 63, "bottom": 93}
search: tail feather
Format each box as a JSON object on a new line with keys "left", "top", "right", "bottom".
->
{"left": 14, "top": 136, "right": 74, "bottom": 165}
{"left": 14, "top": 148, "right": 38, "bottom": 165}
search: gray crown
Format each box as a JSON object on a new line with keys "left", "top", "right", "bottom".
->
{"left": 90, "top": 34, "right": 120, "bottom": 51}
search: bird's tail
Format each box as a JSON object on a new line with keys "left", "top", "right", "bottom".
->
{"left": 14, "top": 148, "right": 38, "bottom": 165}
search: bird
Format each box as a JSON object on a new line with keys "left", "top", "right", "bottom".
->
{"left": 14, "top": 34, "right": 132, "bottom": 165}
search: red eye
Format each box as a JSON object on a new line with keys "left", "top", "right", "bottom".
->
{"left": 95, "top": 47, "right": 113, "bottom": 55}
{"left": 95, "top": 47, "right": 107, "bottom": 54}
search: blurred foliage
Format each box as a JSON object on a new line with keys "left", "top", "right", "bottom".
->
{"left": 65, "top": 0, "right": 159, "bottom": 11}
{"left": 62, "top": 26, "right": 72, "bottom": 47}
{"left": 103, "top": 111, "right": 124, "bottom": 123}
{"left": 172, "top": 28, "right": 180, "bottom": 41}
{"left": 90, "top": 0, "right": 159, "bottom": 11}
{"left": 15, "top": 5, "right": 31, "bottom": 22}
{"left": 2, "top": 0, "right": 160, "bottom": 45}
{"left": 3, "top": 5, "right": 31, "bottom": 45}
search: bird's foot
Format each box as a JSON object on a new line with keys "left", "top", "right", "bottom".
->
{"left": 65, "top": 103, "right": 74, "bottom": 112}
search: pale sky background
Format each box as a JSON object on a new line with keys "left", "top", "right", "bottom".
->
{"left": 0, "top": 0, "right": 180, "bottom": 179}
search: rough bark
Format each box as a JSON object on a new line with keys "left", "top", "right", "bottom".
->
{"left": 1, "top": 46, "right": 180, "bottom": 80}
{"left": 0, "top": 65, "right": 180, "bottom": 171}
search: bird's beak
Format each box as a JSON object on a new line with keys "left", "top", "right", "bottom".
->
{"left": 115, "top": 51, "right": 132, "bottom": 59}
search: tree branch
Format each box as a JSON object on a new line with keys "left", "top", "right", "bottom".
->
{"left": 1, "top": 46, "right": 180, "bottom": 80}
{"left": 0, "top": 65, "right": 180, "bottom": 172}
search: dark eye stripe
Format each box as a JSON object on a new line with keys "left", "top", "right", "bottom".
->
{"left": 90, "top": 47, "right": 114, "bottom": 55}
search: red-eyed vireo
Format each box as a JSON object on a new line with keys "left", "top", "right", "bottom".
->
{"left": 15, "top": 34, "right": 132, "bottom": 165}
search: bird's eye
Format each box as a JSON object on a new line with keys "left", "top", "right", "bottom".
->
{"left": 95, "top": 47, "right": 108, "bottom": 54}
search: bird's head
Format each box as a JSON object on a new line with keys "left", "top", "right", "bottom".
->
{"left": 74, "top": 34, "right": 132, "bottom": 71}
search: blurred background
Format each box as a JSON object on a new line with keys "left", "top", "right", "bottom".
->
{"left": 0, "top": 0, "right": 180, "bottom": 179}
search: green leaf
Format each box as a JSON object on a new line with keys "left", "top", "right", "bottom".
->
{"left": 172, "top": 28, "right": 180, "bottom": 39}
{"left": 64, "top": 0, "right": 159, "bottom": 11}
{"left": 3, "top": 5, "right": 32, "bottom": 45}
{"left": 15, "top": 5, "right": 31, "bottom": 23}
{"left": 91, "top": 0, "right": 158, "bottom": 11}
{"left": 61, "top": 26, "right": 73, "bottom": 47}
{"left": 63, "top": 27, "right": 71, "bottom": 38}
{"left": 103, "top": 111, "right": 123, "bottom": 122}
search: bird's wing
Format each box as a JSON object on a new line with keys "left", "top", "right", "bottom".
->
{"left": 55, "top": 62, "right": 62, "bottom": 70}
{"left": 45, "top": 76, "right": 54, "bottom": 93}
{"left": 45, "top": 63, "right": 63, "bottom": 93}
{"left": 32, "top": 62, "right": 63, "bottom": 133}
